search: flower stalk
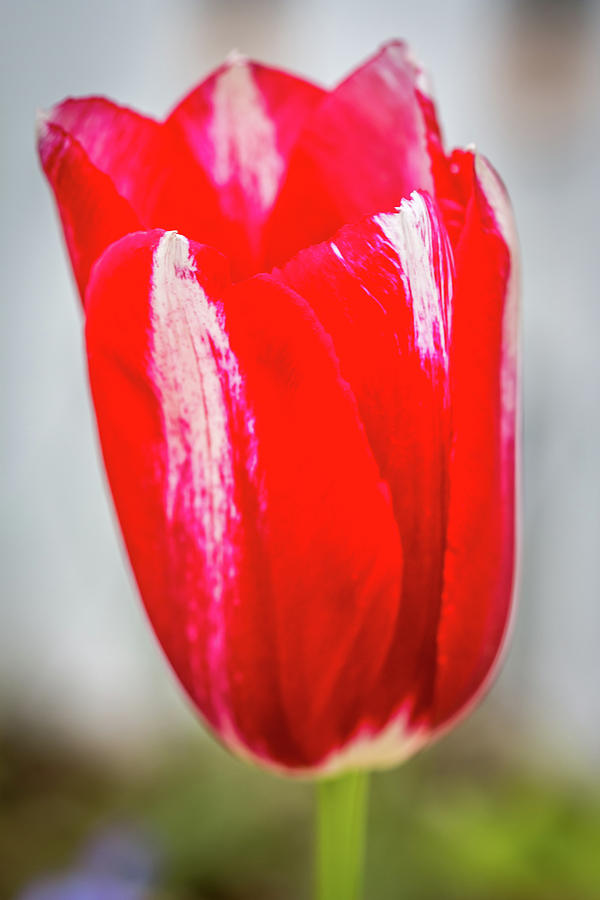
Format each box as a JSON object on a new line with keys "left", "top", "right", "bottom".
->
{"left": 315, "top": 771, "right": 369, "bottom": 900}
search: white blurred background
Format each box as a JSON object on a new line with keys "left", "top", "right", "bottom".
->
{"left": 2, "top": 0, "right": 599, "bottom": 772}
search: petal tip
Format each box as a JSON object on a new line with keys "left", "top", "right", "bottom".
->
{"left": 404, "top": 45, "right": 433, "bottom": 97}
{"left": 474, "top": 153, "right": 516, "bottom": 248}
{"left": 35, "top": 107, "right": 51, "bottom": 142}
{"left": 225, "top": 47, "right": 249, "bottom": 68}
{"left": 36, "top": 114, "right": 66, "bottom": 171}
{"left": 155, "top": 229, "right": 193, "bottom": 273}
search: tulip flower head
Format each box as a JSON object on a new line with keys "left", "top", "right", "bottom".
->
{"left": 38, "top": 42, "right": 518, "bottom": 777}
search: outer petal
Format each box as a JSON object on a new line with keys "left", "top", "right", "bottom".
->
{"left": 274, "top": 192, "right": 453, "bottom": 730}
{"left": 263, "top": 41, "right": 436, "bottom": 267}
{"left": 37, "top": 118, "right": 141, "bottom": 299}
{"left": 45, "top": 98, "right": 167, "bottom": 221}
{"left": 222, "top": 275, "right": 406, "bottom": 770}
{"left": 166, "top": 56, "right": 325, "bottom": 276}
{"left": 433, "top": 153, "right": 518, "bottom": 728}
{"left": 42, "top": 98, "right": 229, "bottom": 265}
{"left": 85, "top": 230, "right": 404, "bottom": 773}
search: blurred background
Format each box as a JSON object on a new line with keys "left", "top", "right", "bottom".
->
{"left": 2, "top": 0, "right": 599, "bottom": 897}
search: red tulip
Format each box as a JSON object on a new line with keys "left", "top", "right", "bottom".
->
{"left": 38, "top": 42, "right": 518, "bottom": 776}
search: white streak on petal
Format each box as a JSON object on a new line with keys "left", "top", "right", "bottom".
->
{"left": 330, "top": 241, "right": 344, "bottom": 262}
{"left": 475, "top": 154, "right": 519, "bottom": 445}
{"left": 150, "top": 231, "right": 256, "bottom": 721}
{"left": 210, "top": 59, "right": 284, "bottom": 214}
{"left": 35, "top": 107, "right": 51, "bottom": 142}
{"left": 376, "top": 192, "right": 453, "bottom": 374}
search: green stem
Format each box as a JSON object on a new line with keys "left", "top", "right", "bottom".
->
{"left": 315, "top": 770, "right": 369, "bottom": 900}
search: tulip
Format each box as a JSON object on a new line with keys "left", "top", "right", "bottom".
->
{"left": 38, "top": 41, "right": 518, "bottom": 899}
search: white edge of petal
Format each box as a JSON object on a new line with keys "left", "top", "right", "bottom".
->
{"left": 35, "top": 107, "right": 51, "bottom": 142}
{"left": 219, "top": 705, "right": 430, "bottom": 779}
{"left": 474, "top": 150, "right": 521, "bottom": 672}
{"left": 427, "top": 151, "right": 521, "bottom": 747}
{"left": 405, "top": 45, "right": 434, "bottom": 97}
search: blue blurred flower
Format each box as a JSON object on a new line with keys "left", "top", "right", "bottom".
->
{"left": 16, "top": 826, "right": 160, "bottom": 900}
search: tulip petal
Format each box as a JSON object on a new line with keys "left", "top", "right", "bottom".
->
{"left": 222, "top": 275, "right": 408, "bottom": 769}
{"left": 264, "top": 41, "right": 436, "bottom": 267}
{"left": 42, "top": 98, "right": 230, "bottom": 265}
{"left": 274, "top": 191, "right": 453, "bottom": 729}
{"left": 45, "top": 98, "right": 166, "bottom": 220}
{"left": 85, "top": 229, "right": 236, "bottom": 727}
{"left": 167, "top": 56, "right": 325, "bottom": 276}
{"left": 37, "top": 117, "right": 141, "bottom": 299}
{"left": 433, "top": 153, "right": 518, "bottom": 728}
{"left": 86, "top": 229, "right": 404, "bottom": 772}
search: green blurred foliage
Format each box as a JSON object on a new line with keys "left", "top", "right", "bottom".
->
{"left": 0, "top": 727, "right": 599, "bottom": 899}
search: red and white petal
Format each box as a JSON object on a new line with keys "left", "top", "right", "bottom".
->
{"left": 37, "top": 118, "right": 141, "bottom": 299}
{"left": 46, "top": 98, "right": 165, "bottom": 220}
{"left": 220, "top": 275, "right": 406, "bottom": 771}
{"left": 166, "top": 56, "right": 325, "bottom": 276}
{"left": 85, "top": 230, "right": 235, "bottom": 732}
{"left": 263, "top": 41, "right": 437, "bottom": 267}
{"left": 85, "top": 230, "right": 404, "bottom": 773}
{"left": 273, "top": 191, "right": 453, "bottom": 735}
{"left": 44, "top": 97, "right": 230, "bottom": 257}
{"left": 433, "top": 153, "right": 518, "bottom": 728}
